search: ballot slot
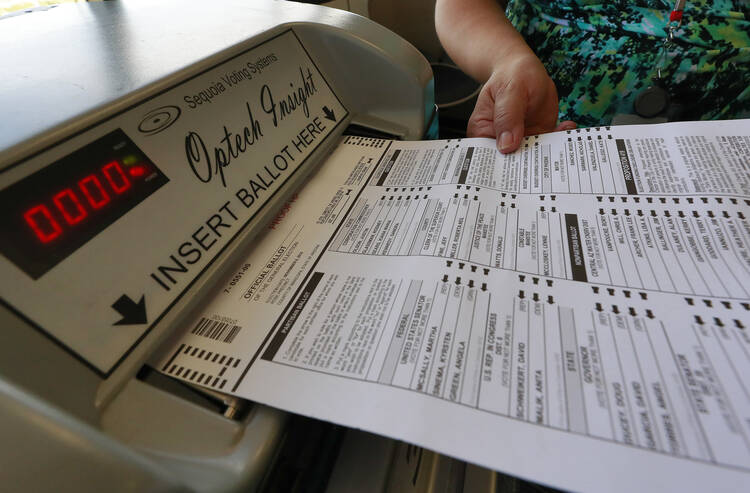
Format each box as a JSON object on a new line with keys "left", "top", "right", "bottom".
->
{"left": 135, "top": 366, "right": 252, "bottom": 420}
{"left": 344, "top": 123, "right": 402, "bottom": 141}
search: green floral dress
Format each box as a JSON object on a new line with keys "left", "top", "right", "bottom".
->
{"left": 505, "top": 0, "right": 750, "bottom": 126}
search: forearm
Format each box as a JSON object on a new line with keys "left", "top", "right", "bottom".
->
{"left": 434, "top": 0, "right": 534, "bottom": 82}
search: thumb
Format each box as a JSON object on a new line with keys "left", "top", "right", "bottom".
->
{"left": 493, "top": 83, "right": 526, "bottom": 154}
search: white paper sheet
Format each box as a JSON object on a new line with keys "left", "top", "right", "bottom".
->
{"left": 155, "top": 121, "right": 750, "bottom": 492}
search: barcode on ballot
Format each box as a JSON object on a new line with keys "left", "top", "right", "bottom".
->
{"left": 191, "top": 317, "right": 241, "bottom": 344}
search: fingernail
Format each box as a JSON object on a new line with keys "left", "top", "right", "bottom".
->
{"left": 499, "top": 131, "right": 514, "bottom": 152}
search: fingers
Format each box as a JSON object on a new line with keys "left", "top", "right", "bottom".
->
{"left": 492, "top": 82, "right": 526, "bottom": 154}
{"left": 466, "top": 63, "right": 566, "bottom": 153}
{"left": 555, "top": 120, "right": 577, "bottom": 131}
{"left": 467, "top": 77, "right": 527, "bottom": 153}
{"left": 526, "top": 119, "right": 576, "bottom": 135}
{"left": 466, "top": 84, "right": 498, "bottom": 139}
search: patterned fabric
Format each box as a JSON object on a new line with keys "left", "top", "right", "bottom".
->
{"left": 505, "top": 0, "right": 750, "bottom": 126}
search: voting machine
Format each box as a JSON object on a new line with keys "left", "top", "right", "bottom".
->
{"left": 0, "top": 1, "right": 436, "bottom": 490}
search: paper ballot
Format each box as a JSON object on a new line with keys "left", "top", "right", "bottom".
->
{"left": 155, "top": 120, "right": 750, "bottom": 492}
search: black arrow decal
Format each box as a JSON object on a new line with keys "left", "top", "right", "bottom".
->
{"left": 323, "top": 106, "right": 336, "bottom": 122}
{"left": 112, "top": 294, "right": 147, "bottom": 325}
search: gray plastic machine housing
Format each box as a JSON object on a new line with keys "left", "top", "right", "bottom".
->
{"left": 0, "top": 1, "right": 433, "bottom": 491}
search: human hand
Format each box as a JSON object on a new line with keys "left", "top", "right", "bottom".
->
{"left": 467, "top": 52, "right": 576, "bottom": 153}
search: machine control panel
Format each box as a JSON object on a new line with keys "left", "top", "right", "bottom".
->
{"left": 0, "top": 30, "right": 348, "bottom": 374}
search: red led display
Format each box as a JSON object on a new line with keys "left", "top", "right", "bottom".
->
{"left": 102, "top": 160, "right": 131, "bottom": 193}
{"left": 23, "top": 205, "right": 63, "bottom": 243}
{"left": 22, "top": 160, "right": 142, "bottom": 243}
{"left": 79, "top": 175, "right": 110, "bottom": 209}
{"left": 53, "top": 189, "right": 87, "bottom": 225}
{"left": 0, "top": 128, "right": 169, "bottom": 280}
{"left": 129, "top": 165, "right": 146, "bottom": 178}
